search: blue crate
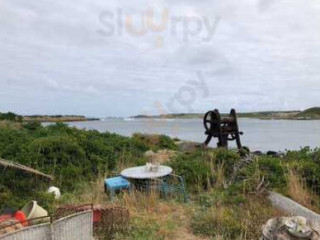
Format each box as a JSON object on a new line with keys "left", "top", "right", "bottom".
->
{"left": 104, "top": 176, "right": 131, "bottom": 201}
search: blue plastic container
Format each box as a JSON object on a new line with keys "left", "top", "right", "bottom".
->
{"left": 104, "top": 176, "right": 131, "bottom": 201}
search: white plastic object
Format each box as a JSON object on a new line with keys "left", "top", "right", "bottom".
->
{"left": 47, "top": 186, "right": 61, "bottom": 199}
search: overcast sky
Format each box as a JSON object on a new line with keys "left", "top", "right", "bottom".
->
{"left": 0, "top": 0, "right": 320, "bottom": 117}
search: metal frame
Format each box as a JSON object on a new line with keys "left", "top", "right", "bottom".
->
{"left": 203, "top": 108, "right": 243, "bottom": 149}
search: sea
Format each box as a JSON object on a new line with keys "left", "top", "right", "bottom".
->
{"left": 53, "top": 118, "right": 320, "bottom": 152}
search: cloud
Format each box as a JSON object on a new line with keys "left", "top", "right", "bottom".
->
{"left": 0, "top": 0, "right": 319, "bottom": 116}
{"left": 44, "top": 79, "right": 101, "bottom": 95}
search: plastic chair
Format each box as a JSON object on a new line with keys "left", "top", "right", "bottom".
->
{"left": 158, "top": 174, "right": 188, "bottom": 203}
{"left": 104, "top": 176, "right": 131, "bottom": 201}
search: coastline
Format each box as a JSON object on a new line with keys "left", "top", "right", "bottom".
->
{"left": 131, "top": 108, "right": 320, "bottom": 120}
{"left": 23, "top": 116, "right": 99, "bottom": 123}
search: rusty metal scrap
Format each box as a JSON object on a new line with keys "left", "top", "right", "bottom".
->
{"left": 203, "top": 109, "right": 243, "bottom": 149}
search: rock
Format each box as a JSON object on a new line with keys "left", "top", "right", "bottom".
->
{"left": 175, "top": 141, "right": 203, "bottom": 152}
{"left": 266, "top": 151, "right": 285, "bottom": 158}
{"left": 238, "top": 146, "right": 251, "bottom": 156}
{"left": 261, "top": 216, "right": 320, "bottom": 240}
{"left": 144, "top": 150, "right": 155, "bottom": 158}
{"left": 144, "top": 149, "right": 177, "bottom": 164}
{"left": 266, "top": 151, "right": 278, "bottom": 156}
{"left": 253, "top": 151, "right": 263, "bottom": 156}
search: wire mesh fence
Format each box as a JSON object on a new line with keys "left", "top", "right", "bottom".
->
{"left": 0, "top": 212, "right": 93, "bottom": 240}
{"left": 52, "top": 211, "right": 93, "bottom": 240}
{"left": 0, "top": 204, "right": 129, "bottom": 240}
{"left": 0, "top": 216, "right": 51, "bottom": 237}
{"left": 0, "top": 222, "right": 51, "bottom": 240}
{"left": 53, "top": 204, "right": 129, "bottom": 240}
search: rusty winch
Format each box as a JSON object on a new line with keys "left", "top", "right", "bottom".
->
{"left": 203, "top": 109, "right": 243, "bottom": 149}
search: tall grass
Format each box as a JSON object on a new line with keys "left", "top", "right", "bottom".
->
{"left": 287, "top": 169, "right": 319, "bottom": 212}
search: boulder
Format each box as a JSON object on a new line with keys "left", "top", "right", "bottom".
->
{"left": 253, "top": 151, "right": 263, "bottom": 156}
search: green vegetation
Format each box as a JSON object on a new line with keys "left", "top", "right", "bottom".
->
{"left": 132, "top": 133, "right": 177, "bottom": 151}
{"left": 133, "top": 113, "right": 205, "bottom": 119}
{"left": 2, "top": 115, "right": 320, "bottom": 239}
{"left": 113, "top": 146, "right": 320, "bottom": 240}
{"left": 0, "top": 121, "right": 150, "bottom": 210}
{"left": 132, "top": 107, "right": 320, "bottom": 120}
{"left": 191, "top": 194, "right": 281, "bottom": 239}
{"left": 296, "top": 107, "right": 320, "bottom": 119}
{"left": 0, "top": 112, "right": 22, "bottom": 122}
{"left": 23, "top": 115, "right": 99, "bottom": 122}
{"left": 168, "top": 149, "right": 240, "bottom": 192}
{"left": 0, "top": 111, "right": 98, "bottom": 123}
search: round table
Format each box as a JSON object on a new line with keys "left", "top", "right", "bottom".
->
{"left": 121, "top": 165, "right": 172, "bottom": 179}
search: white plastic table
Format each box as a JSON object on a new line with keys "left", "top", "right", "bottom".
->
{"left": 121, "top": 165, "right": 172, "bottom": 179}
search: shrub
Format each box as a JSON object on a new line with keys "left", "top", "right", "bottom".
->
{"left": 158, "top": 135, "right": 177, "bottom": 150}
{"left": 0, "top": 112, "right": 22, "bottom": 122}
{"left": 209, "top": 148, "right": 240, "bottom": 178}
{"left": 239, "top": 156, "right": 287, "bottom": 193}
{"left": 0, "top": 121, "right": 152, "bottom": 209}
{"left": 132, "top": 133, "right": 177, "bottom": 151}
{"left": 22, "top": 121, "right": 42, "bottom": 130}
{"left": 0, "top": 128, "right": 33, "bottom": 163}
{"left": 169, "top": 149, "right": 241, "bottom": 192}
{"left": 169, "top": 150, "right": 215, "bottom": 191}
{"left": 284, "top": 148, "right": 320, "bottom": 193}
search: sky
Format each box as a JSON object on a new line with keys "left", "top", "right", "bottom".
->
{"left": 0, "top": 0, "right": 320, "bottom": 117}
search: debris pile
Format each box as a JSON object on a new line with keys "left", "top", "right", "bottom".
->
{"left": 261, "top": 216, "right": 320, "bottom": 240}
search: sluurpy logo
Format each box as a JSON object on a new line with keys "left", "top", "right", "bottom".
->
{"left": 98, "top": 8, "right": 220, "bottom": 52}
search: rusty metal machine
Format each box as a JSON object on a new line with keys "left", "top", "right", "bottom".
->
{"left": 203, "top": 109, "right": 243, "bottom": 149}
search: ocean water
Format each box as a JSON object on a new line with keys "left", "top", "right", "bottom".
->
{"left": 62, "top": 118, "right": 320, "bottom": 152}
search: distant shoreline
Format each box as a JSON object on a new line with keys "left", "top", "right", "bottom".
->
{"left": 131, "top": 108, "right": 320, "bottom": 120}
{"left": 23, "top": 115, "right": 99, "bottom": 123}
{"left": 2, "top": 107, "right": 319, "bottom": 123}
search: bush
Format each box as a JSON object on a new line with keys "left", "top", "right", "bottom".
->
{"left": 284, "top": 147, "right": 320, "bottom": 193}
{"left": 0, "top": 128, "right": 33, "bottom": 163}
{"left": 169, "top": 149, "right": 241, "bottom": 192}
{"left": 169, "top": 150, "right": 215, "bottom": 191}
{"left": 209, "top": 148, "right": 240, "bottom": 178}
{"left": 132, "top": 133, "right": 177, "bottom": 151}
{"left": 22, "top": 121, "right": 42, "bottom": 130}
{"left": 0, "top": 122, "right": 152, "bottom": 209}
{"left": 158, "top": 135, "right": 177, "bottom": 150}
{"left": 238, "top": 155, "right": 287, "bottom": 193}
{"left": 0, "top": 112, "right": 22, "bottom": 122}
